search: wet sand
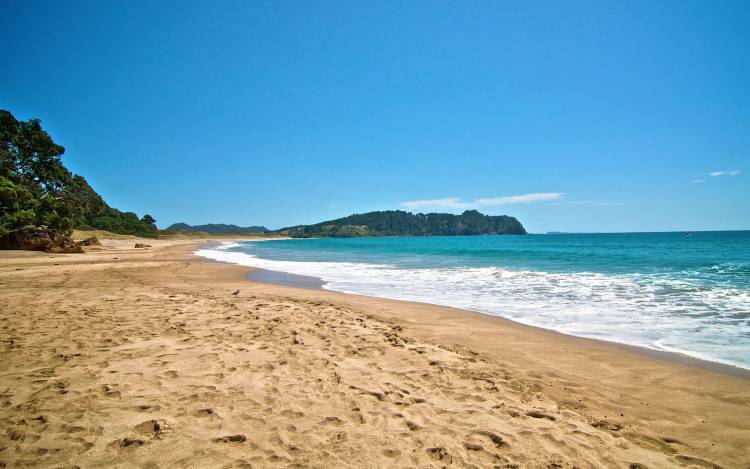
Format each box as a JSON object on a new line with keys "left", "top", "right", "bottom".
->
{"left": 0, "top": 239, "right": 748, "bottom": 468}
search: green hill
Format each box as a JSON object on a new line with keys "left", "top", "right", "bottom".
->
{"left": 278, "top": 210, "right": 526, "bottom": 238}
{"left": 166, "top": 222, "right": 268, "bottom": 234}
{"left": 1, "top": 110, "right": 158, "bottom": 238}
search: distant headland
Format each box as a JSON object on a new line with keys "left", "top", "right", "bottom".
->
{"left": 277, "top": 210, "right": 526, "bottom": 238}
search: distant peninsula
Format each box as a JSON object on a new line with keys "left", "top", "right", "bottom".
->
{"left": 278, "top": 210, "right": 526, "bottom": 238}
{"left": 165, "top": 223, "right": 269, "bottom": 234}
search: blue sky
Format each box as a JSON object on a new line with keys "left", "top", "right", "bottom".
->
{"left": 2, "top": 0, "right": 748, "bottom": 232}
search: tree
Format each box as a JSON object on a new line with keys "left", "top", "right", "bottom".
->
{"left": 0, "top": 110, "right": 67, "bottom": 195}
{"left": 0, "top": 109, "right": 159, "bottom": 238}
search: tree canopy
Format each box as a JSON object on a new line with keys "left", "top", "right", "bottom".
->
{"left": 0, "top": 109, "right": 157, "bottom": 237}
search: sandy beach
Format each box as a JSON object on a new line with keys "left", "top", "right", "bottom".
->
{"left": 0, "top": 239, "right": 748, "bottom": 468}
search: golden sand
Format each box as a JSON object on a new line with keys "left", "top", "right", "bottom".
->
{"left": 0, "top": 239, "right": 748, "bottom": 468}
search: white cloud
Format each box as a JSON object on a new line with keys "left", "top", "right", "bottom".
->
{"left": 400, "top": 197, "right": 472, "bottom": 210}
{"left": 401, "top": 192, "right": 565, "bottom": 210}
{"left": 547, "top": 200, "right": 623, "bottom": 206}
{"left": 476, "top": 192, "right": 565, "bottom": 206}
{"left": 690, "top": 179, "right": 706, "bottom": 183}
{"left": 708, "top": 170, "right": 740, "bottom": 177}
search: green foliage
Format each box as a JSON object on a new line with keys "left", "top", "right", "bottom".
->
{"left": 0, "top": 176, "right": 34, "bottom": 213}
{"left": 0, "top": 109, "right": 157, "bottom": 238}
{"left": 84, "top": 208, "right": 158, "bottom": 238}
{"left": 282, "top": 209, "right": 526, "bottom": 238}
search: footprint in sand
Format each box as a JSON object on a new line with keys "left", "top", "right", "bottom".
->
{"left": 60, "top": 424, "right": 86, "bottom": 434}
{"left": 213, "top": 434, "right": 247, "bottom": 443}
{"left": 590, "top": 418, "right": 621, "bottom": 431}
{"left": 113, "top": 437, "right": 145, "bottom": 448}
{"left": 194, "top": 408, "right": 221, "bottom": 419}
{"left": 322, "top": 416, "right": 343, "bottom": 426}
{"left": 526, "top": 410, "right": 556, "bottom": 421}
{"left": 135, "top": 404, "right": 160, "bottom": 412}
{"left": 404, "top": 420, "right": 421, "bottom": 431}
{"left": 279, "top": 409, "right": 304, "bottom": 419}
{"left": 134, "top": 419, "right": 167, "bottom": 438}
{"left": 474, "top": 430, "right": 505, "bottom": 447}
{"left": 464, "top": 442, "right": 483, "bottom": 451}
{"left": 100, "top": 384, "right": 121, "bottom": 398}
{"left": 382, "top": 448, "right": 401, "bottom": 458}
{"left": 673, "top": 454, "right": 721, "bottom": 468}
{"left": 426, "top": 447, "right": 452, "bottom": 463}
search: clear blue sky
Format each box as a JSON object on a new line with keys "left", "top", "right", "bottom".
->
{"left": 2, "top": 0, "right": 748, "bottom": 232}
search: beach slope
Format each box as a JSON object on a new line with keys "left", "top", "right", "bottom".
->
{"left": 0, "top": 241, "right": 747, "bottom": 468}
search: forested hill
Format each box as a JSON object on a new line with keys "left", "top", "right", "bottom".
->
{"left": 1, "top": 110, "right": 158, "bottom": 238}
{"left": 279, "top": 210, "right": 526, "bottom": 238}
{"left": 166, "top": 223, "right": 268, "bottom": 234}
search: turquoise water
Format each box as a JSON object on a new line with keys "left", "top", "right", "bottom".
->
{"left": 197, "top": 231, "right": 750, "bottom": 369}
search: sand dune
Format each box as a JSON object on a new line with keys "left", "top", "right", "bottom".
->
{"left": 0, "top": 241, "right": 747, "bottom": 468}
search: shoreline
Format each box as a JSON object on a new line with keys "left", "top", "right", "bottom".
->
{"left": 246, "top": 263, "right": 750, "bottom": 380}
{"left": 1, "top": 239, "right": 748, "bottom": 467}
{"left": 198, "top": 243, "right": 750, "bottom": 379}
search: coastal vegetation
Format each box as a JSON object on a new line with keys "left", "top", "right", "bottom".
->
{"left": 0, "top": 110, "right": 157, "bottom": 238}
{"left": 279, "top": 210, "right": 526, "bottom": 238}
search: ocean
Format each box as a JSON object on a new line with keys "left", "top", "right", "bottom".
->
{"left": 196, "top": 231, "right": 750, "bottom": 370}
